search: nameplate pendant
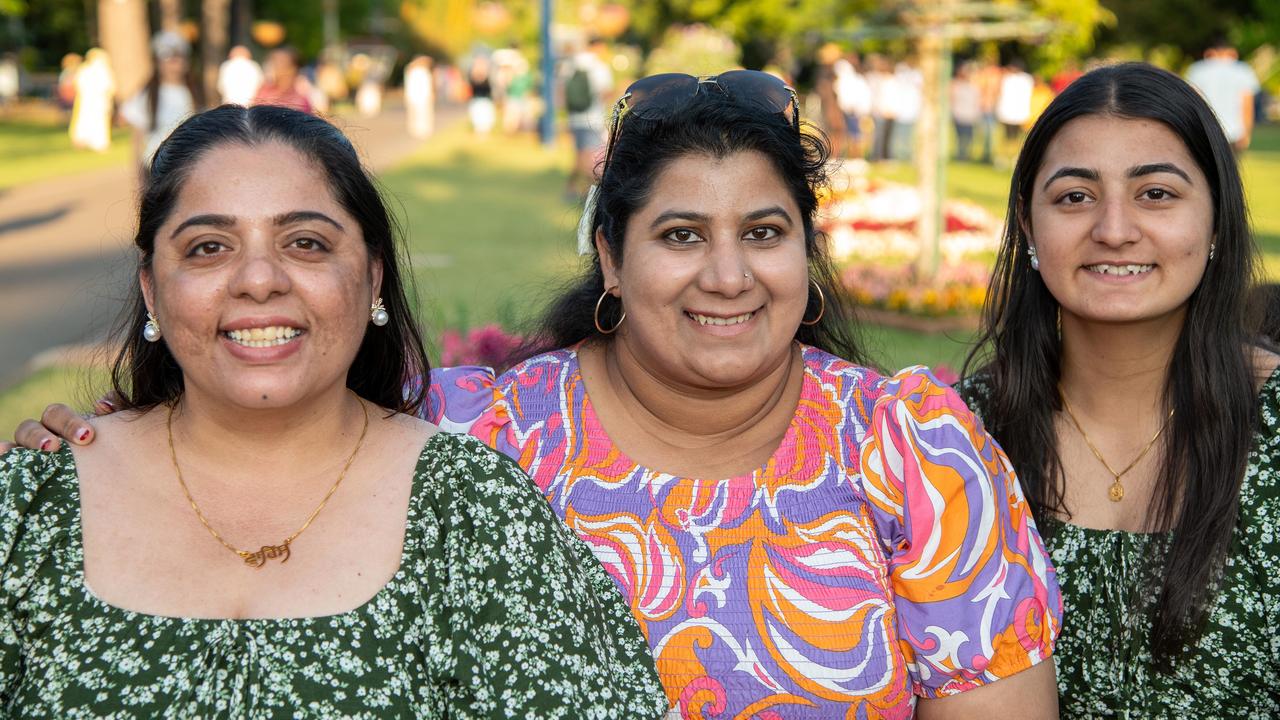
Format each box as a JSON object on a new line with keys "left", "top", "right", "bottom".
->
{"left": 239, "top": 541, "right": 292, "bottom": 568}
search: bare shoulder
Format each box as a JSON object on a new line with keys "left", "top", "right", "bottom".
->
{"left": 72, "top": 407, "right": 164, "bottom": 461}
{"left": 1252, "top": 346, "right": 1280, "bottom": 391}
{"left": 368, "top": 406, "right": 438, "bottom": 454}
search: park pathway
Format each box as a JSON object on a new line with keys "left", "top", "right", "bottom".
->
{"left": 0, "top": 96, "right": 460, "bottom": 389}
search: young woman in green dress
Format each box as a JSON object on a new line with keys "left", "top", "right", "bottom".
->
{"left": 0, "top": 105, "right": 667, "bottom": 718}
{"left": 959, "top": 62, "right": 1280, "bottom": 715}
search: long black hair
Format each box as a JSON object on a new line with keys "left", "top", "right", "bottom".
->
{"left": 110, "top": 104, "right": 429, "bottom": 414}
{"left": 517, "top": 90, "right": 865, "bottom": 366}
{"left": 963, "top": 62, "right": 1259, "bottom": 663}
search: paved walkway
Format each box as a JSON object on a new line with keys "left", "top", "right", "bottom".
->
{"left": 0, "top": 97, "right": 459, "bottom": 388}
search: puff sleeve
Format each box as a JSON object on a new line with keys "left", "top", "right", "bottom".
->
{"left": 858, "top": 367, "right": 1061, "bottom": 697}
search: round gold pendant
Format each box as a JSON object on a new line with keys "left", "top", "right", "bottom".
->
{"left": 1108, "top": 481, "right": 1125, "bottom": 502}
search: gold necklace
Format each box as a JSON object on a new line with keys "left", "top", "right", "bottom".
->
{"left": 166, "top": 394, "right": 370, "bottom": 568}
{"left": 1058, "top": 387, "right": 1173, "bottom": 503}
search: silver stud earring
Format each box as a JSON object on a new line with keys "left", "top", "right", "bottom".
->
{"left": 1209, "top": 243, "right": 1216, "bottom": 261}
{"left": 142, "top": 312, "right": 162, "bottom": 342}
{"left": 370, "top": 298, "right": 390, "bottom": 327}
{"left": 1028, "top": 245, "right": 1040, "bottom": 271}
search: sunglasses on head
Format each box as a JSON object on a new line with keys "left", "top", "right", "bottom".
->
{"left": 610, "top": 70, "right": 799, "bottom": 127}
{"left": 598, "top": 70, "right": 800, "bottom": 182}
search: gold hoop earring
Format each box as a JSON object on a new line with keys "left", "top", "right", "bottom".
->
{"left": 594, "top": 287, "right": 626, "bottom": 334}
{"left": 801, "top": 280, "right": 825, "bottom": 326}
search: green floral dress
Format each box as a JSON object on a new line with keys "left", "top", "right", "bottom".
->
{"left": 0, "top": 433, "right": 668, "bottom": 719}
{"left": 959, "top": 374, "right": 1280, "bottom": 718}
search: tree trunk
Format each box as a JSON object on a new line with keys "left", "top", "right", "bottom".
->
{"left": 97, "top": 0, "right": 150, "bottom": 100}
{"left": 914, "top": 2, "right": 951, "bottom": 282}
{"left": 201, "top": 0, "right": 230, "bottom": 108}
{"left": 158, "top": 0, "right": 182, "bottom": 33}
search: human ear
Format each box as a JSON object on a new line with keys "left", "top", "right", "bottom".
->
{"left": 139, "top": 267, "right": 156, "bottom": 315}
{"left": 369, "top": 256, "right": 384, "bottom": 305}
{"left": 595, "top": 228, "right": 621, "bottom": 294}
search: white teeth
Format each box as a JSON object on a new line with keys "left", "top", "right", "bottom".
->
{"left": 1086, "top": 263, "right": 1154, "bottom": 276}
{"left": 224, "top": 326, "right": 302, "bottom": 348}
{"left": 689, "top": 311, "right": 754, "bottom": 327}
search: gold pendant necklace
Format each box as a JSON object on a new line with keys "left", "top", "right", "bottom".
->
{"left": 166, "top": 393, "right": 370, "bottom": 568}
{"left": 1058, "top": 387, "right": 1173, "bottom": 503}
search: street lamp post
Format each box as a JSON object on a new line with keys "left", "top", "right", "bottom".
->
{"left": 540, "top": 0, "right": 556, "bottom": 146}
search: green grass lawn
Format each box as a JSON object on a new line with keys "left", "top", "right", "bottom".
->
{"left": 0, "top": 120, "right": 131, "bottom": 190}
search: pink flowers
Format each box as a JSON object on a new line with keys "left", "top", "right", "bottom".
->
{"left": 820, "top": 169, "right": 998, "bottom": 318}
{"left": 439, "top": 324, "right": 525, "bottom": 369}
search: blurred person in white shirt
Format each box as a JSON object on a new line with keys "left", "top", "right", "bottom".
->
{"left": 217, "top": 46, "right": 263, "bottom": 107}
{"left": 1186, "top": 36, "right": 1261, "bottom": 151}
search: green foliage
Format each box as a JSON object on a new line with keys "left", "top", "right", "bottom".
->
{"left": 1096, "top": 0, "right": 1256, "bottom": 64}
{"left": 254, "top": 0, "right": 376, "bottom": 60}
{"left": 1026, "top": 0, "right": 1115, "bottom": 76}
{"left": 643, "top": 24, "right": 739, "bottom": 76}
{"left": 622, "top": 0, "right": 875, "bottom": 68}
{"left": 5, "top": 0, "right": 92, "bottom": 70}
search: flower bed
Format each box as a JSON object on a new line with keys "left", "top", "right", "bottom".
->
{"left": 821, "top": 168, "right": 1000, "bottom": 322}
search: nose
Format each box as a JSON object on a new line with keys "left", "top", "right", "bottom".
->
{"left": 1090, "top": 196, "right": 1141, "bottom": 247}
{"left": 696, "top": 234, "right": 753, "bottom": 297}
{"left": 228, "top": 241, "right": 292, "bottom": 302}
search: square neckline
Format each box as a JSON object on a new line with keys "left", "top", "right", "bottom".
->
{"left": 61, "top": 431, "right": 445, "bottom": 625}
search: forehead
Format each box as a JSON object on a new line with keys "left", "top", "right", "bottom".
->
{"left": 1037, "top": 115, "right": 1202, "bottom": 181}
{"left": 640, "top": 150, "right": 797, "bottom": 214}
{"left": 172, "top": 141, "right": 343, "bottom": 220}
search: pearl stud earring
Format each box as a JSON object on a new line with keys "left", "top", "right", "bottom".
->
{"left": 143, "top": 312, "right": 162, "bottom": 342}
{"left": 370, "top": 298, "right": 389, "bottom": 327}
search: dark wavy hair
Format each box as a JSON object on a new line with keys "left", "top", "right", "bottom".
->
{"left": 963, "top": 62, "right": 1259, "bottom": 663}
{"left": 517, "top": 89, "right": 865, "bottom": 365}
{"left": 110, "top": 104, "right": 429, "bottom": 414}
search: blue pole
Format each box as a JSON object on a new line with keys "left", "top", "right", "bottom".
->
{"left": 539, "top": 0, "right": 556, "bottom": 146}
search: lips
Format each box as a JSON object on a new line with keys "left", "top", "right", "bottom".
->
{"left": 1084, "top": 263, "right": 1155, "bottom": 277}
{"left": 222, "top": 325, "right": 304, "bottom": 348}
{"left": 686, "top": 311, "right": 756, "bottom": 327}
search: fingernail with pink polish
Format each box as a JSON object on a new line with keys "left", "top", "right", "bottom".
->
{"left": 39, "top": 439, "right": 53, "bottom": 451}
{"left": 75, "top": 428, "right": 91, "bottom": 443}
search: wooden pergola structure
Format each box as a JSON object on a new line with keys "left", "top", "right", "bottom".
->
{"left": 839, "top": 1, "right": 1055, "bottom": 280}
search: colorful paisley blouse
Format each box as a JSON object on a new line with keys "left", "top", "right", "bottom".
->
{"left": 427, "top": 345, "right": 1062, "bottom": 718}
{"left": 0, "top": 433, "right": 668, "bottom": 718}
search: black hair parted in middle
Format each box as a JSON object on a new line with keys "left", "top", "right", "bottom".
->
{"left": 516, "top": 89, "right": 866, "bottom": 367}
{"left": 962, "top": 62, "right": 1261, "bottom": 664}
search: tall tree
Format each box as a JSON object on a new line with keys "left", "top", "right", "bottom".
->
{"left": 201, "top": 0, "right": 228, "bottom": 105}
{"left": 98, "top": 0, "right": 149, "bottom": 98}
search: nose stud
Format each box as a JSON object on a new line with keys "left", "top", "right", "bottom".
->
{"left": 744, "top": 271, "right": 753, "bottom": 281}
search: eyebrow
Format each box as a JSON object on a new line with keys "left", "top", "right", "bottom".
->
{"left": 649, "top": 205, "right": 793, "bottom": 230}
{"left": 1128, "top": 162, "right": 1192, "bottom": 183}
{"left": 170, "top": 210, "right": 344, "bottom": 238}
{"left": 1041, "top": 167, "right": 1099, "bottom": 192}
{"left": 1041, "top": 162, "right": 1193, "bottom": 192}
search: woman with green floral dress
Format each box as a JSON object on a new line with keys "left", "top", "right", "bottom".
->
{"left": 0, "top": 105, "right": 666, "bottom": 718}
{"left": 959, "top": 63, "right": 1280, "bottom": 716}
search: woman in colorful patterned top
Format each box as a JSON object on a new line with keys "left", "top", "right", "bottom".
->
{"left": 957, "top": 63, "right": 1280, "bottom": 715}
{"left": 433, "top": 75, "right": 1063, "bottom": 718}
{"left": 14, "top": 76, "right": 1062, "bottom": 717}
{"left": 0, "top": 105, "right": 666, "bottom": 718}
